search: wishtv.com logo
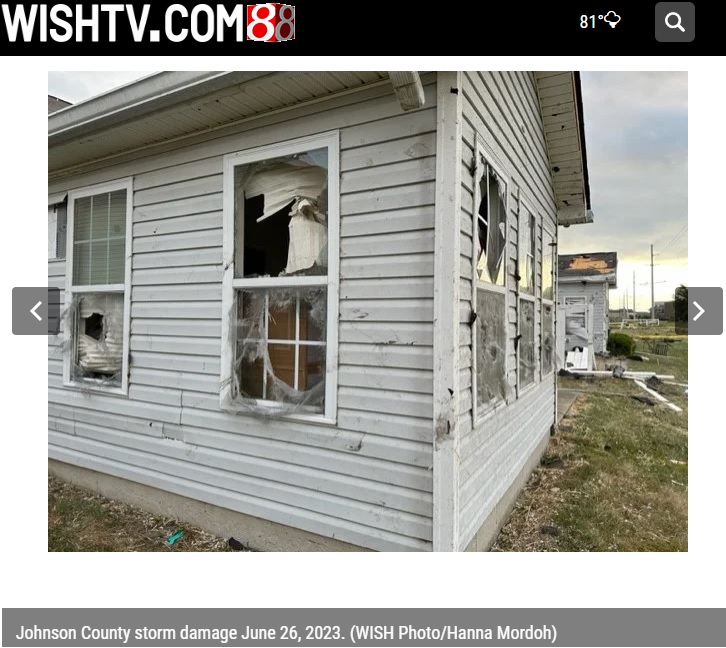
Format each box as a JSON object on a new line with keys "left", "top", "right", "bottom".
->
{"left": 1, "top": 3, "right": 295, "bottom": 43}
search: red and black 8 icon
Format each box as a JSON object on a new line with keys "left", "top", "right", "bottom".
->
{"left": 246, "top": 4, "right": 295, "bottom": 42}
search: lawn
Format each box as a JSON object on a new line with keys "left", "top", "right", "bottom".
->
{"left": 492, "top": 326, "right": 688, "bottom": 552}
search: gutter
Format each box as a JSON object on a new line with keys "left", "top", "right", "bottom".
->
{"left": 48, "top": 71, "right": 271, "bottom": 145}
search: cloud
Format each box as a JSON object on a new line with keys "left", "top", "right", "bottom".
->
{"left": 562, "top": 72, "right": 688, "bottom": 266}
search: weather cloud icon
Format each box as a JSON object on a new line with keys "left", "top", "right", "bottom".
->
{"left": 603, "top": 11, "right": 621, "bottom": 28}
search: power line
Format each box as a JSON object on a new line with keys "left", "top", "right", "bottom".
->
{"left": 660, "top": 224, "right": 688, "bottom": 254}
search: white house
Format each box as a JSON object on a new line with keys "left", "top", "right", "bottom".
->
{"left": 558, "top": 252, "right": 617, "bottom": 356}
{"left": 48, "top": 71, "right": 593, "bottom": 552}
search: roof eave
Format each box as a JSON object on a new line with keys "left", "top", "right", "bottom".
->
{"left": 48, "top": 71, "right": 270, "bottom": 145}
{"left": 535, "top": 71, "right": 594, "bottom": 227}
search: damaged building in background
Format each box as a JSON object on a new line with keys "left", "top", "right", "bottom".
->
{"left": 557, "top": 251, "right": 617, "bottom": 365}
{"left": 48, "top": 71, "right": 593, "bottom": 552}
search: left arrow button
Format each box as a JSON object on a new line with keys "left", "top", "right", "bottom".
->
{"left": 30, "top": 301, "right": 43, "bottom": 321}
{"left": 12, "top": 287, "right": 60, "bottom": 335}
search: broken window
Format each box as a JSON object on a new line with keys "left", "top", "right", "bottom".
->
{"left": 476, "top": 163, "right": 507, "bottom": 286}
{"left": 222, "top": 133, "right": 338, "bottom": 418}
{"left": 542, "top": 303, "right": 554, "bottom": 373}
{"left": 542, "top": 229, "right": 554, "bottom": 301}
{"left": 70, "top": 293, "right": 125, "bottom": 383}
{"left": 475, "top": 289, "right": 508, "bottom": 407}
{"left": 519, "top": 299, "right": 535, "bottom": 388}
{"left": 519, "top": 209, "right": 535, "bottom": 295}
{"left": 64, "top": 180, "right": 131, "bottom": 391}
{"left": 472, "top": 146, "right": 509, "bottom": 417}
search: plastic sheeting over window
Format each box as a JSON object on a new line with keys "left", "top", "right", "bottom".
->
{"left": 519, "top": 299, "right": 535, "bottom": 387}
{"left": 232, "top": 288, "right": 327, "bottom": 416}
{"left": 542, "top": 303, "right": 554, "bottom": 373}
{"left": 475, "top": 288, "right": 508, "bottom": 407}
{"left": 67, "top": 292, "right": 124, "bottom": 386}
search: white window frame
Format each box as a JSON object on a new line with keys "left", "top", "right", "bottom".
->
{"left": 471, "top": 137, "right": 510, "bottom": 423}
{"left": 220, "top": 131, "right": 340, "bottom": 423}
{"left": 48, "top": 193, "right": 67, "bottom": 260}
{"left": 63, "top": 178, "right": 133, "bottom": 395}
{"left": 541, "top": 223, "right": 556, "bottom": 376}
{"left": 517, "top": 200, "right": 537, "bottom": 394}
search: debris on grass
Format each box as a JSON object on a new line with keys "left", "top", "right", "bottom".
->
{"left": 166, "top": 530, "right": 185, "bottom": 546}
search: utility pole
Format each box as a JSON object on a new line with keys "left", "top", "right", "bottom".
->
{"left": 650, "top": 243, "right": 655, "bottom": 319}
{"left": 633, "top": 270, "right": 636, "bottom": 315}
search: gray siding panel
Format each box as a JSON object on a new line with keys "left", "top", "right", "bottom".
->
{"left": 457, "top": 72, "right": 557, "bottom": 550}
{"left": 48, "top": 79, "right": 437, "bottom": 551}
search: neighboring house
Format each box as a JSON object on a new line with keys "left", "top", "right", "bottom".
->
{"left": 48, "top": 71, "right": 593, "bottom": 552}
{"left": 558, "top": 252, "right": 617, "bottom": 356}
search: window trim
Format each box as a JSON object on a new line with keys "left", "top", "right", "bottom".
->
{"left": 471, "top": 137, "right": 510, "bottom": 424}
{"left": 220, "top": 131, "right": 340, "bottom": 423}
{"left": 62, "top": 177, "right": 133, "bottom": 395}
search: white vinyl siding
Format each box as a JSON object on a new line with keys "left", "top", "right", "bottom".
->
{"left": 457, "top": 71, "right": 558, "bottom": 550}
{"left": 49, "top": 78, "right": 437, "bottom": 552}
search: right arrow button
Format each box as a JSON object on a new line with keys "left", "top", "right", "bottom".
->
{"left": 681, "top": 287, "right": 722, "bottom": 335}
{"left": 692, "top": 301, "right": 705, "bottom": 322}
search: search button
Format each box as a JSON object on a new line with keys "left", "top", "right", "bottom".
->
{"left": 655, "top": 2, "right": 694, "bottom": 42}
{"left": 665, "top": 11, "right": 685, "bottom": 32}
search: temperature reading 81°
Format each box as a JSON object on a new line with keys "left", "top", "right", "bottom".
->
{"left": 580, "top": 11, "right": 621, "bottom": 28}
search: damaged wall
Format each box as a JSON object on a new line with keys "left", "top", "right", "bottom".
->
{"left": 48, "top": 75, "right": 438, "bottom": 552}
{"left": 456, "top": 71, "right": 558, "bottom": 550}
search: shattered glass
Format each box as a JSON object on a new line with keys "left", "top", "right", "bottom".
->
{"left": 476, "top": 166, "right": 507, "bottom": 286}
{"left": 476, "top": 288, "right": 508, "bottom": 407}
{"left": 231, "top": 287, "right": 327, "bottom": 416}
{"left": 519, "top": 211, "right": 535, "bottom": 295}
{"left": 542, "top": 303, "right": 554, "bottom": 373}
{"left": 62, "top": 292, "right": 125, "bottom": 387}
{"left": 542, "top": 230, "right": 554, "bottom": 301}
{"left": 234, "top": 148, "right": 328, "bottom": 280}
{"left": 519, "top": 299, "right": 535, "bottom": 387}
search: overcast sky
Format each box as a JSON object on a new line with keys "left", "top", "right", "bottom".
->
{"left": 48, "top": 70, "right": 688, "bottom": 310}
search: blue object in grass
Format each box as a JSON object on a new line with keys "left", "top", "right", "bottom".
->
{"left": 166, "top": 530, "right": 184, "bottom": 546}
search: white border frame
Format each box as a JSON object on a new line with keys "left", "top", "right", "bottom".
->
{"left": 471, "top": 136, "right": 510, "bottom": 425}
{"left": 220, "top": 130, "right": 340, "bottom": 423}
{"left": 62, "top": 177, "right": 133, "bottom": 396}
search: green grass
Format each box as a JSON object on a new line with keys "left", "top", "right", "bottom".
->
{"left": 553, "top": 390, "right": 687, "bottom": 551}
{"left": 493, "top": 336, "right": 688, "bottom": 552}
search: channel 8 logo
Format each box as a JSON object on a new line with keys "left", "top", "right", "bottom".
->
{"left": 247, "top": 4, "right": 295, "bottom": 41}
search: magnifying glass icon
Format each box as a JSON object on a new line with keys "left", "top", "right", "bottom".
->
{"left": 665, "top": 11, "right": 685, "bottom": 32}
